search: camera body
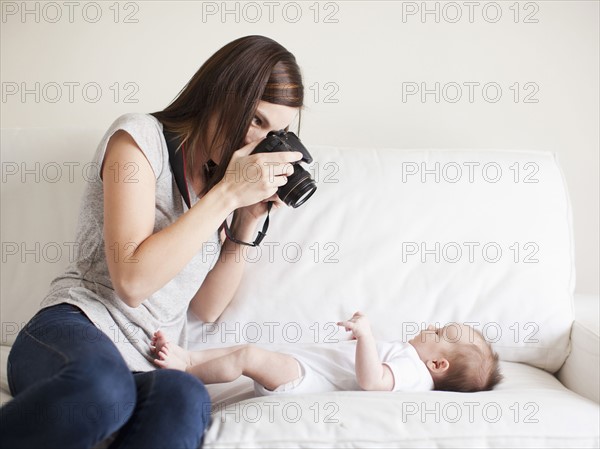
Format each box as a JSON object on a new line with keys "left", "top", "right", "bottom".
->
{"left": 251, "top": 130, "right": 317, "bottom": 208}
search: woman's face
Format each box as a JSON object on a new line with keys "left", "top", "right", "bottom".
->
{"left": 244, "top": 100, "right": 300, "bottom": 145}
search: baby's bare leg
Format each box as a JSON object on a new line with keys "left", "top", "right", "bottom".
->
{"left": 187, "top": 345, "right": 300, "bottom": 390}
{"left": 188, "top": 346, "right": 246, "bottom": 366}
{"left": 152, "top": 330, "right": 244, "bottom": 370}
{"left": 152, "top": 332, "right": 300, "bottom": 389}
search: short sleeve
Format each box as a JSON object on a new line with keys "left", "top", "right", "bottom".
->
{"left": 383, "top": 346, "right": 434, "bottom": 392}
{"left": 95, "top": 113, "right": 165, "bottom": 181}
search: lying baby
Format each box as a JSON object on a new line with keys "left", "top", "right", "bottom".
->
{"left": 150, "top": 312, "right": 502, "bottom": 394}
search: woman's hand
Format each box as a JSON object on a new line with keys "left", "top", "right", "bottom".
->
{"left": 235, "top": 193, "right": 285, "bottom": 224}
{"left": 224, "top": 194, "right": 283, "bottom": 243}
{"left": 217, "top": 140, "right": 302, "bottom": 212}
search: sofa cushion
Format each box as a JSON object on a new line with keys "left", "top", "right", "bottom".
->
{"left": 201, "top": 361, "right": 598, "bottom": 448}
{"left": 2, "top": 346, "right": 597, "bottom": 448}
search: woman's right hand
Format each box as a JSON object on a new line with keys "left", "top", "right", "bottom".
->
{"left": 217, "top": 140, "right": 303, "bottom": 210}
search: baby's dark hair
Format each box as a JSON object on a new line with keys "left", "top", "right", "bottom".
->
{"left": 434, "top": 328, "right": 503, "bottom": 393}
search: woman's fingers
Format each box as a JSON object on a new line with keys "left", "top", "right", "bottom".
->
{"left": 222, "top": 150, "right": 301, "bottom": 207}
{"left": 274, "top": 174, "right": 289, "bottom": 187}
{"left": 263, "top": 194, "right": 286, "bottom": 209}
{"left": 269, "top": 162, "right": 295, "bottom": 177}
{"left": 232, "top": 140, "right": 261, "bottom": 158}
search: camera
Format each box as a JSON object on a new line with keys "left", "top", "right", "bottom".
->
{"left": 251, "top": 130, "right": 317, "bottom": 208}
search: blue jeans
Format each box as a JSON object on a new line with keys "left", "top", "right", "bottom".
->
{"left": 1, "top": 303, "right": 211, "bottom": 449}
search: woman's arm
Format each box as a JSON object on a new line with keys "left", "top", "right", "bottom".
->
{"left": 189, "top": 211, "right": 260, "bottom": 323}
{"left": 102, "top": 130, "right": 234, "bottom": 307}
{"left": 103, "top": 130, "right": 300, "bottom": 308}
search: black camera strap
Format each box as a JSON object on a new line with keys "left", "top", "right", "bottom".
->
{"left": 220, "top": 201, "right": 272, "bottom": 247}
{"left": 162, "top": 128, "right": 271, "bottom": 247}
{"left": 163, "top": 129, "right": 192, "bottom": 209}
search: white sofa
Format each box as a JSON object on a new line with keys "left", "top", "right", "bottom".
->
{"left": 1, "top": 127, "right": 599, "bottom": 448}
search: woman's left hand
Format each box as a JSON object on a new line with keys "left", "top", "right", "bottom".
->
{"left": 235, "top": 193, "right": 285, "bottom": 224}
{"left": 221, "top": 194, "right": 285, "bottom": 243}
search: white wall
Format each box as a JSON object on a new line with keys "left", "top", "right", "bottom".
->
{"left": 1, "top": 0, "right": 598, "bottom": 294}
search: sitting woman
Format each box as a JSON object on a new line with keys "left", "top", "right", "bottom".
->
{"left": 2, "top": 35, "right": 306, "bottom": 449}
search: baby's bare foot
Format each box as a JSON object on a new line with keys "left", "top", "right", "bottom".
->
{"left": 152, "top": 331, "right": 192, "bottom": 372}
{"left": 151, "top": 329, "right": 169, "bottom": 354}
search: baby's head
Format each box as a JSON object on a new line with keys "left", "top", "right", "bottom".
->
{"left": 409, "top": 323, "right": 502, "bottom": 392}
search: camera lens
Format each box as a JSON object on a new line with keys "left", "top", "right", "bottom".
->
{"left": 278, "top": 165, "right": 317, "bottom": 208}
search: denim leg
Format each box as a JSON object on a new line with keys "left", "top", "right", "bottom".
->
{"left": 108, "top": 369, "right": 211, "bottom": 449}
{"left": 1, "top": 303, "right": 136, "bottom": 449}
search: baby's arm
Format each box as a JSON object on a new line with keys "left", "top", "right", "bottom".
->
{"left": 337, "top": 312, "right": 395, "bottom": 391}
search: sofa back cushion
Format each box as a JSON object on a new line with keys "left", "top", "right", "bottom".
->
{"left": 2, "top": 128, "right": 105, "bottom": 346}
{"left": 188, "top": 147, "right": 575, "bottom": 373}
{"left": 1, "top": 129, "right": 574, "bottom": 372}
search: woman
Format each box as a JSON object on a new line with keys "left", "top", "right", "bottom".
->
{"left": 2, "top": 35, "right": 304, "bottom": 449}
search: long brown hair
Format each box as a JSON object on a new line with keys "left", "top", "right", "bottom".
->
{"left": 150, "top": 35, "right": 304, "bottom": 194}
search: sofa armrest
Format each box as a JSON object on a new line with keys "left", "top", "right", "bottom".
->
{"left": 557, "top": 293, "right": 599, "bottom": 403}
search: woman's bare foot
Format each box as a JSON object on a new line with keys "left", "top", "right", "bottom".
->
{"left": 151, "top": 330, "right": 192, "bottom": 372}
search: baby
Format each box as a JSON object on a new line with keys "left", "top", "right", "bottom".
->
{"left": 151, "top": 312, "right": 502, "bottom": 394}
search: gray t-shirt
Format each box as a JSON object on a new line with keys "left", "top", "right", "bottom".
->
{"left": 40, "top": 113, "right": 220, "bottom": 371}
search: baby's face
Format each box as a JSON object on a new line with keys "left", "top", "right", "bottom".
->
{"left": 409, "top": 324, "right": 480, "bottom": 362}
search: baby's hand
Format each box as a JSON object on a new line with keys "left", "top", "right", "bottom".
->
{"left": 337, "top": 311, "right": 373, "bottom": 340}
